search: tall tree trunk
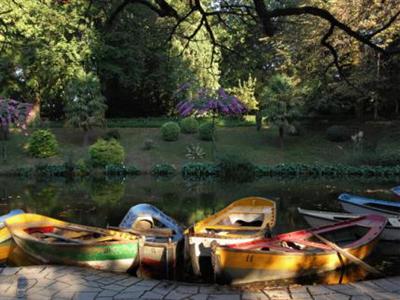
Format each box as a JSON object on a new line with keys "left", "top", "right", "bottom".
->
{"left": 256, "top": 111, "right": 262, "bottom": 131}
{"left": 83, "top": 130, "right": 90, "bottom": 147}
{"left": 26, "top": 97, "right": 41, "bottom": 125}
{"left": 279, "top": 126, "right": 284, "bottom": 148}
{"left": 0, "top": 124, "right": 9, "bottom": 141}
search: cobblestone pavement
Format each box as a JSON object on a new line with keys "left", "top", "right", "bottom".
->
{"left": 0, "top": 266, "right": 400, "bottom": 299}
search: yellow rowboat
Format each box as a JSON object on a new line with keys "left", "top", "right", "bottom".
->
{"left": 185, "top": 196, "right": 276, "bottom": 277}
{"left": 0, "top": 209, "right": 24, "bottom": 261}
{"left": 5, "top": 213, "right": 142, "bottom": 272}
{"left": 211, "top": 214, "right": 387, "bottom": 285}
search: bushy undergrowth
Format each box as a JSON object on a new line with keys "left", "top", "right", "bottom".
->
{"left": 151, "top": 163, "right": 177, "bottom": 176}
{"left": 216, "top": 153, "right": 256, "bottom": 181}
{"left": 89, "top": 139, "right": 125, "bottom": 167}
{"left": 26, "top": 129, "right": 58, "bottom": 158}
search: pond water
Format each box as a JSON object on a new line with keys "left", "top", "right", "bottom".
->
{"left": 1, "top": 175, "right": 399, "bottom": 286}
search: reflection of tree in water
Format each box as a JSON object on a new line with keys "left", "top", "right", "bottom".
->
{"left": 19, "top": 183, "right": 60, "bottom": 216}
{"left": 88, "top": 178, "right": 125, "bottom": 206}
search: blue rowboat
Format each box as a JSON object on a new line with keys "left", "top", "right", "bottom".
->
{"left": 338, "top": 193, "right": 400, "bottom": 217}
{"left": 118, "top": 204, "right": 183, "bottom": 279}
{"left": 392, "top": 186, "right": 400, "bottom": 197}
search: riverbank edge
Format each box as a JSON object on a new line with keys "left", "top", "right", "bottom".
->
{"left": 1, "top": 162, "right": 400, "bottom": 180}
{"left": 0, "top": 265, "right": 399, "bottom": 299}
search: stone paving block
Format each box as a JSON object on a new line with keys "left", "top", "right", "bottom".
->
{"left": 241, "top": 291, "right": 269, "bottom": 300}
{"left": 73, "top": 291, "right": 99, "bottom": 300}
{"left": 307, "top": 285, "right": 335, "bottom": 296}
{"left": 372, "top": 278, "right": 400, "bottom": 292}
{"left": 53, "top": 290, "right": 76, "bottom": 300}
{"left": 313, "top": 295, "right": 349, "bottom": 300}
{"left": 27, "top": 294, "right": 52, "bottom": 300}
{"left": 94, "top": 276, "right": 120, "bottom": 285}
{"left": 365, "top": 292, "right": 400, "bottom": 300}
{"left": 350, "top": 281, "right": 386, "bottom": 295}
{"left": 263, "top": 288, "right": 290, "bottom": 299}
{"left": 189, "top": 294, "right": 208, "bottom": 300}
{"left": 115, "top": 277, "right": 142, "bottom": 287}
{"left": 325, "top": 284, "right": 364, "bottom": 296}
{"left": 208, "top": 294, "right": 241, "bottom": 300}
{"left": 102, "top": 283, "right": 127, "bottom": 291}
{"left": 1, "top": 267, "right": 21, "bottom": 276}
{"left": 97, "top": 289, "right": 121, "bottom": 297}
{"left": 165, "top": 290, "right": 195, "bottom": 300}
{"left": 30, "top": 278, "right": 54, "bottom": 289}
{"left": 288, "top": 286, "right": 308, "bottom": 294}
{"left": 350, "top": 296, "right": 372, "bottom": 300}
{"left": 152, "top": 281, "right": 176, "bottom": 296}
{"left": 115, "top": 291, "right": 145, "bottom": 299}
{"left": 17, "top": 266, "right": 46, "bottom": 276}
{"left": 289, "top": 292, "right": 312, "bottom": 299}
{"left": 49, "top": 280, "right": 72, "bottom": 291}
{"left": 175, "top": 285, "right": 200, "bottom": 294}
{"left": 199, "top": 285, "right": 235, "bottom": 294}
{"left": 141, "top": 290, "right": 171, "bottom": 299}
{"left": 136, "top": 279, "right": 160, "bottom": 288}
{"left": 123, "top": 284, "right": 152, "bottom": 293}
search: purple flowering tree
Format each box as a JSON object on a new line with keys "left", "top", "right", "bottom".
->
{"left": 176, "top": 85, "right": 246, "bottom": 155}
{"left": 0, "top": 98, "right": 33, "bottom": 140}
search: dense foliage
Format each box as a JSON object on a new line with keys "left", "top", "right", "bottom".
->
{"left": 88, "top": 139, "right": 125, "bottom": 167}
{"left": 26, "top": 130, "right": 58, "bottom": 158}
{"left": 1, "top": 0, "right": 399, "bottom": 121}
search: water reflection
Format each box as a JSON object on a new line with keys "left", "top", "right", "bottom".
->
{"left": 0, "top": 175, "right": 399, "bottom": 285}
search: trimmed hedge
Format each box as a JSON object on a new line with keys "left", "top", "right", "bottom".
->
{"left": 180, "top": 117, "right": 199, "bottom": 134}
{"left": 198, "top": 122, "right": 214, "bottom": 141}
{"left": 26, "top": 129, "right": 58, "bottom": 158}
{"left": 89, "top": 139, "right": 125, "bottom": 167}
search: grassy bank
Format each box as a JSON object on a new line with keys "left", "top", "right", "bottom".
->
{"left": 1, "top": 121, "right": 399, "bottom": 175}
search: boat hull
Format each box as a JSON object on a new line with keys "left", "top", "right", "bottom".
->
{"left": 187, "top": 235, "right": 258, "bottom": 276}
{"left": 340, "top": 201, "right": 398, "bottom": 218}
{"left": 13, "top": 233, "right": 139, "bottom": 272}
{"left": 299, "top": 210, "right": 400, "bottom": 241}
{"left": 139, "top": 240, "right": 182, "bottom": 279}
{"left": 212, "top": 239, "right": 378, "bottom": 285}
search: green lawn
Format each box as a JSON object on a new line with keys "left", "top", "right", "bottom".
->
{"left": 1, "top": 122, "right": 399, "bottom": 173}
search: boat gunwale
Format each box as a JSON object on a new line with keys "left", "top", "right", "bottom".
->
{"left": 214, "top": 215, "right": 387, "bottom": 256}
{"left": 338, "top": 193, "right": 400, "bottom": 215}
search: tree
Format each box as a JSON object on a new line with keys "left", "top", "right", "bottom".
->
{"left": 260, "top": 74, "right": 303, "bottom": 147}
{"left": 64, "top": 72, "right": 107, "bottom": 146}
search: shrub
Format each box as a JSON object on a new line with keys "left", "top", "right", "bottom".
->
{"left": 151, "top": 163, "right": 177, "bottom": 176}
{"left": 35, "top": 163, "right": 66, "bottom": 176}
{"left": 161, "top": 122, "right": 180, "bottom": 141}
{"left": 143, "top": 138, "right": 155, "bottom": 150}
{"left": 216, "top": 153, "right": 256, "bottom": 181}
{"left": 105, "top": 164, "right": 140, "bottom": 176}
{"left": 182, "top": 162, "right": 217, "bottom": 178}
{"left": 198, "top": 122, "right": 214, "bottom": 141}
{"left": 89, "top": 139, "right": 125, "bottom": 167}
{"left": 26, "top": 129, "right": 58, "bottom": 158}
{"left": 186, "top": 144, "right": 206, "bottom": 160}
{"left": 102, "top": 129, "right": 121, "bottom": 141}
{"left": 326, "top": 125, "right": 351, "bottom": 142}
{"left": 180, "top": 117, "right": 199, "bottom": 134}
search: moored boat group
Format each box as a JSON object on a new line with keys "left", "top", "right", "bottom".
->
{"left": 0, "top": 187, "right": 399, "bottom": 285}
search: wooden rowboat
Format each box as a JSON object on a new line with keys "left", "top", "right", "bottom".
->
{"left": 338, "top": 193, "right": 400, "bottom": 217}
{"left": 116, "top": 203, "right": 184, "bottom": 279}
{"left": 5, "top": 213, "right": 142, "bottom": 272}
{"left": 0, "top": 209, "right": 24, "bottom": 261}
{"left": 211, "top": 214, "right": 386, "bottom": 285}
{"left": 393, "top": 186, "right": 400, "bottom": 197}
{"left": 185, "top": 196, "right": 276, "bottom": 277}
{"left": 298, "top": 207, "right": 400, "bottom": 241}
